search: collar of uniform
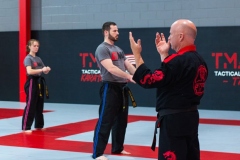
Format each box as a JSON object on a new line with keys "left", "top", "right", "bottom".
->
{"left": 177, "top": 45, "right": 196, "bottom": 55}
{"left": 163, "top": 45, "right": 196, "bottom": 63}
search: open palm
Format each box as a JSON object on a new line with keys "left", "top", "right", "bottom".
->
{"left": 155, "top": 32, "right": 170, "bottom": 55}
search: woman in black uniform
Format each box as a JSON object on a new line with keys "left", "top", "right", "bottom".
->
{"left": 22, "top": 39, "right": 51, "bottom": 132}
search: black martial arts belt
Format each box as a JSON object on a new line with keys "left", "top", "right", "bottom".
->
{"left": 37, "top": 77, "right": 49, "bottom": 99}
{"left": 103, "top": 81, "right": 137, "bottom": 111}
{"left": 151, "top": 106, "right": 198, "bottom": 151}
{"left": 151, "top": 115, "right": 162, "bottom": 151}
{"left": 123, "top": 86, "right": 137, "bottom": 108}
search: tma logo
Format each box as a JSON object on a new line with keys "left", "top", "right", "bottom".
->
{"left": 79, "top": 52, "right": 101, "bottom": 82}
{"left": 212, "top": 52, "right": 240, "bottom": 86}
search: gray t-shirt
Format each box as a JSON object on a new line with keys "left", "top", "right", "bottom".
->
{"left": 24, "top": 54, "right": 45, "bottom": 76}
{"left": 95, "top": 42, "right": 127, "bottom": 83}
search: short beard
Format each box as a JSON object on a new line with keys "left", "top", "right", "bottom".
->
{"left": 108, "top": 33, "right": 118, "bottom": 42}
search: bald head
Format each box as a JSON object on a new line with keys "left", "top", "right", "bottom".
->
{"left": 168, "top": 19, "right": 197, "bottom": 52}
{"left": 172, "top": 19, "right": 197, "bottom": 40}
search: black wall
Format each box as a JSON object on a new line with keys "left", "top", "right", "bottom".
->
{"left": 0, "top": 32, "right": 19, "bottom": 101}
{"left": 0, "top": 27, "right": 240, "bottom": 111}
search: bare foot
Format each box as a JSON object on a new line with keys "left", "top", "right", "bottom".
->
{"left": 35, "top": 128, "right": 46, "bottom": 130}
{"left": 121, "top": 150, "right": 131, "bottom": 155}
{"left": 95, "top": 155, "right": 108, "bottom": 160}
{"left": 23, "top": 130, "right": 32, "bottom": 133}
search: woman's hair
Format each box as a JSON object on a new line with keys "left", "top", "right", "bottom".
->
{"left": 26, "top": 39, "right": 40, "bottom": 52}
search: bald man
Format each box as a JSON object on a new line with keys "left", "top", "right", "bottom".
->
{"left": 129, "top": 19, "right": 208, "bottom": 160}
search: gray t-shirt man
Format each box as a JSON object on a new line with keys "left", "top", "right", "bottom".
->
{"left": 95, "top": 42, "right": 127, "bottom": 83}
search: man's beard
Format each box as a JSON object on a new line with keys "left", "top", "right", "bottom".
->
{"left": 108, "top": 33, "right": 118, "bottom": 42}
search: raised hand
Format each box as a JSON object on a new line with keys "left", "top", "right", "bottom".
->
{"left": 129, "top": 32, "right": 144, "bottom": 68}
{"left": 129, "top": 32, "right": 142, "bottom": 55}
{"left": 155, "top": 32, "right": 170, "bottom": 56}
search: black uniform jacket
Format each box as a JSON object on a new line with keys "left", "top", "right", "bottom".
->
{"left": 133, "top": 45, "right": 208, "bottom": 113}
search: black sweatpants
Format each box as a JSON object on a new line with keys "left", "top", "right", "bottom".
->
{"left": 92, "top": 82, "right": 129, "bottom": 158}
{"left": 22, "top": 76, "right": 45, "bottom": 130}
{"left": 158, "top": 110, "right": 200, "bottom": 160}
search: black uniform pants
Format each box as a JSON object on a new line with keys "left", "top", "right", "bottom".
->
{"left": 92, "top": 82, "right": 129, "bottom": 158}
{"left": 22, "top": 76, "right": 45, "bottom": 130}
{"left": 158, "top": 110, "right": 200, "bottom": 160}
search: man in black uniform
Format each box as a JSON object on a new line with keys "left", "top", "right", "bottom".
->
{"left": 129, "top": 19, "right": 208, "bottom": 160}
{"left": 92, "top": 22, "right": 136, "bottom": 160}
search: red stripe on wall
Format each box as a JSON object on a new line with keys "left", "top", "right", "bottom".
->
{"left": 19, "top": 0, "right": 31, "bottom": 102}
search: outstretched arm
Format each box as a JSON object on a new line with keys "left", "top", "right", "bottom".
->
{"left": 124, "top": 59, "right": 136, "bottom": 75}
{"left": 101, "top": 59, "right": 135, "bottom": 83}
